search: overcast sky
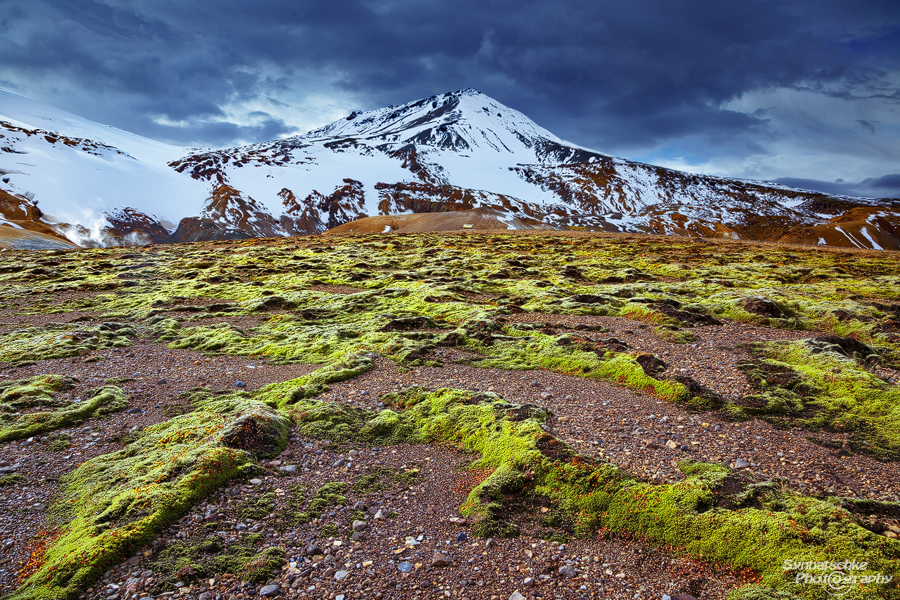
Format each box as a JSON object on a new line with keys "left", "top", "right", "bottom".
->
{"left": 1, "top": 0, "right": 898, "bottom": 197}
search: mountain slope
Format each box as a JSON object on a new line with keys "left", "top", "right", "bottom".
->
{"left": 0, "top": 90, "right": 207, "bottom": 245}
{"left": 2, "top": 88, "right": 898, "bottom": 249}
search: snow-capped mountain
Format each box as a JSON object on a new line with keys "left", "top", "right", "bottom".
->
{"left": 2, "top": 88, "right": 898, "bottom": 249}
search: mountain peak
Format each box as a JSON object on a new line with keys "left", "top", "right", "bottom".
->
{"left": 295, "top": 88, "right": 567, "bottom": 158}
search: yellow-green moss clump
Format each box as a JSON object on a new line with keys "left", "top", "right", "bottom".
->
{"left": 7, "top": 393, "right": 288, "bottom": 600}
{"left": 0, "top": 323, "right": 135, "bottom": 364}
{"left": 149, "top": 537, "right": 285, "bottom": 591}
{"left": 352, "top": 387, "right": 896, "bottom": 600}
{"left": 0, "top": 376, "right": 127, "bottom": 444}
{"left": 736, "top": 338, "right": 900, "bottom": 460}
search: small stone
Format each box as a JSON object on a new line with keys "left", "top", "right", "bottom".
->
{"left": 559, "top": 565, "right": 578, "bottom": 578}
{"left": 665, "top": 440, "right": 678, "bottom": 450}
{"left": 334, "top": 570, "right": 349, "bottom": 581}
{"left": 374, "top": 509, "right": 384, "bottom": 520}
{"left": 485, "top": 538, "right": 497, "bottom": 548}
{"left": 305, "top": 544, "right": 322, "bottom": 556}
{"left": 679, "top": 445, "right": 690, "bottom": 452}
{"left": 157, "top": 379, "right": 167, "bottom": 385}
{"left": 523, "top": 577, "right": 534, "bottom": 587}
{"left": 455, "top": 532, "right": 467, "bottom": 542}
{"left": 352, "top": 520, "right": 368, "bottom": 532}
{"left": 432, "top": 552, "right": 451, "bottom": 567}
{"left": 234, "top": 381, "right": 246, "bottom": 388}
{"left": 397, "top": 561, "right": 413, "bottom": 573}
{"left": 353, "top": 501, "right": 367, "bottom": 511}
{"left": 509, "top": 592, "right": 526, "bottom": 600}
{"left": 249, "top": 478, "right": 263, "bottom": 485}
{"left": 279, "top": 465, "right": 298, "bottom": 473}
{"left": 258, "top": 584, "right": 279, "bottom": 597}
{"left": 734, "top": 458, "right": 750, "bottom": 469}
{"left": 126, "top": 407, "right": 142, "bottom": 414}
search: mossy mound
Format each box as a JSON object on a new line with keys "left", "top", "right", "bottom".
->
{"left": 354, "top": 387, "right": 898, "bottom": 600}
{"left": 738, "top": 339, "right": 900, "bottom": 459}
{"left": 149, "top": 536, "right": 285, "bottom": 591}
{"left": 0, "top": 323, "right": 135, "bottom": 364}
{"left": 6, "top": 392, "right": 288, "bottom": 600}
{"left": 0, "top": 377, "right": 127, "bottom": 444}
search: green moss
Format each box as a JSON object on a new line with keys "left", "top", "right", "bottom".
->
{"left": 728, "top": 584, "right": 804, "bottom": 600}
{"left": 241, "top": 532, "right": 263, "bottom": 545}
{"left": 45, "top": 433, "right": 71, "bottom": 452}
{"left": 319, "top": 523, "right": 339, "bottom": 538}
{"left": 6, "top": 231, "right": 900, "bottom": 600}
{"left": 150, "top": 536, "right": 285, "bottom": 590}
{"left": 351, "top": 473, "right": 384, "bottom": 494}
{"left": 0, "top": 323, "right": 135, "bottom": 364}
{"left": 241, "top": 492, "right": 274, "bottom": 520}
{"left": 327, "top": 386, "right": 899, "bottom": 600}
{"left": 0, "top": 382, "right": 127, "bottom": 444}
{"left": 351, "top": 466, "right": 418, "bottom": 495}
{"left": 293, "top": 482, "right": 348, "bottom": 525}
{"left": 0, "top": 473, "right": 24, "bottom": 486}
{"left": 739, "top": 340, "right": 900, "bottom": 459}
{"left": 6, "top": 392, "right": 288, "bottom": 600}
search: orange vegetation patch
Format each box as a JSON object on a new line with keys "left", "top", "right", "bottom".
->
{"left": 452, "top": 467, "right": 495, "bottom": 495}
{"left": 17, "top": 528, "right": 64, "bottom": 585}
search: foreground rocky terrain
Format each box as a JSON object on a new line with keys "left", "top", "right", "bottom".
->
{"left": 0, "top": 231, "right": 899, "bottom": 600}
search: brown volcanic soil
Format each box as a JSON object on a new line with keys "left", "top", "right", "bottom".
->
{"left": 325, "top": 208, "right": 556, "bottom": 234}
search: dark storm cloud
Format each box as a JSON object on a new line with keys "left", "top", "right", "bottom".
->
{"left": 0, "top": 0, "right": 898, "bottom": 158}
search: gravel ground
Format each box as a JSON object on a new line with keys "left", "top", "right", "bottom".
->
{"left": 69, "top": 440, "right": 744, "bottom": 600}
{"left": 1, "top": 308, "right": 898, "bottom": 600}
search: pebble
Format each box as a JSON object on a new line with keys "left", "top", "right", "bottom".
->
{"left": 510, "top": 592, "right": 526, "bottom": 600}
{"left": 455, "top": 532, "right": 467, "bottom": 542}
{"left": 559, "top": 565, "right": 578, "bottom": 578}
{"left": 352, "top": 520, "right": 368, "bottom": 532}
{"left": 234, "top": 381, "right": 246, "bottom": 388}
{"left": 432, "top": 552, "right": 451, "bottom": 567}
{"left": 334, "top": 570, "right": 349, "bottom": 581}
{"left": 258, "top": 584, "right": 279, "bottom": 597}
{"left": 397, "top": 561, "right": 413, "bottom": 573}
{"left": 735, "top": 458, "right": 751, "bottom": 469}
{"left": 249, "top": 478, "right": 263, "bottom": 485}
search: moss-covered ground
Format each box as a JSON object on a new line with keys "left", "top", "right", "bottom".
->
{"left": 0, "top": 376, "right": 127, "bottom": 444}
{"left": 1, "top": 233, "right": 898, "bottom": 600}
